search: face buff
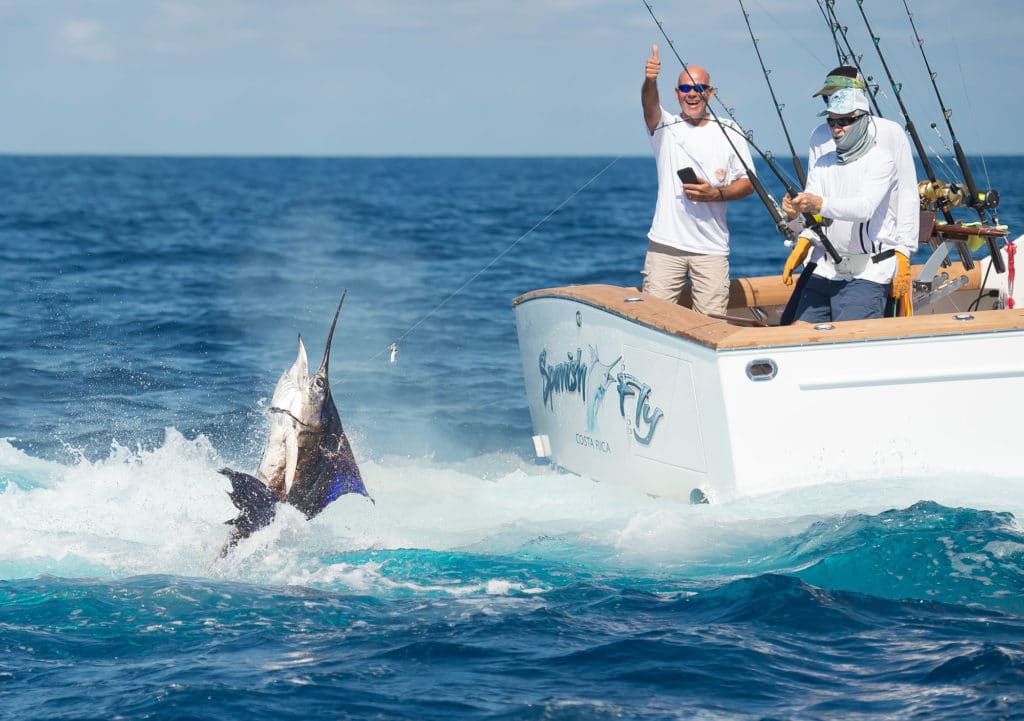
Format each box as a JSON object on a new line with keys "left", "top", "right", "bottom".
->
{"left": 834, "top": 114, "right": 874, "bottom": 165}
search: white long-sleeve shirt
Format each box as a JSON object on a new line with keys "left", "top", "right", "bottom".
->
{"left": 807, "top": 116, "right": 920, "bottom": 259}
{"left": 802, "top": 137, "right": 901, "bottom": 284}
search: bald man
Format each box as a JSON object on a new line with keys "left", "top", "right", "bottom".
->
{"left": 640, "top": 44, "right": 755, "bottom": 316}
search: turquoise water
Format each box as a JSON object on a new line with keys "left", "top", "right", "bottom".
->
{"left": 1, "top": 156, "right": 1023, "bottom": 719}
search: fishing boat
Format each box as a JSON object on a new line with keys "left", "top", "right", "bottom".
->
{"left": 512, "top": 1, "right": 1022, "bottom": 503}
{"left": 512, "top": 225, "right": 1022, "bottom": 502}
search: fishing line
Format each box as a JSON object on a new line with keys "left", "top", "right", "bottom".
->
{"left": 821, "top": 0, "right": 885, "bottom": 117}
{"left": 816, "top": 0, "right": 845, "bottom": 66}
{"left": 738, "top": 0, "right": 806, "bottom": 187}
{"left": 852, "top": 0, "right": 958, "bottom": 225}
{"left": 925, "top": 127, "right": 963, "bottom": 183}
{"left": 364, "top": 156, "right": 622, "bottom": 365}
{"left": 918, "top": 109, "right": 970, "bottom": 188}
{"left": 652, "top": 116, "right": 801, "bottom": 193}
{"left": 944, "top": 8, "right": 995, "bottom": 200}
{"left": 900, "top": 0, "right": 995, "bottom": 225}
{"left": 640, "top": 2, "right": 771, "bottom": 189}
{"left": 745, "top": 0, "right": 837, "bottom": 71}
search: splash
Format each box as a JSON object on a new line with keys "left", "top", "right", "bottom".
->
{"left": 2, "top": 432, "right": 1023, "bottom": 613}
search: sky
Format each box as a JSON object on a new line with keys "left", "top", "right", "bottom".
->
{"left": 1, "top": 0, "right": 1022, "bottom": 156}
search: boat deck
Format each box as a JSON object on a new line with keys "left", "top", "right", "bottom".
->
{"left": 513, "top": 258, "right": 1024, "bottom": 351}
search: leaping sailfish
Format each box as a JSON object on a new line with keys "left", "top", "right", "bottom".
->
{"left": 219, "top": 292, "right": 370, "bottom": 554}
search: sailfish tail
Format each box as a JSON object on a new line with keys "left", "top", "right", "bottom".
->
{"left": 218, "top": 467, "right": 279, "bottom": 555}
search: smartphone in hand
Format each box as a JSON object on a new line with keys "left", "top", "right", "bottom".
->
{"left": 676, "top": 167, "right": 699, "bottom": 185}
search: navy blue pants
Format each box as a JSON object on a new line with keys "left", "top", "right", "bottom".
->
{"left": 794, "top": 274, "right": 889, "bottom": 323}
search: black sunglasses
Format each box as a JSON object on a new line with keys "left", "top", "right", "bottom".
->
{"left": 827, "top": 115, "right": 863, "bottom": 128}
{"left": 677, "top": 83, "right": 711, "bottom": 94}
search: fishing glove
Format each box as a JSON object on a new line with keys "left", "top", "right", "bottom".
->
{"left": 782, "top": 237, "right": 812, "bottom": 286}
{"left": 891, "top": 251, "right": 911, "bottom": 298}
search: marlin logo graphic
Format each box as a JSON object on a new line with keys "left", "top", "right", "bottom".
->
{"left": 219, "top": 292, "right": 370, "bottom": 554}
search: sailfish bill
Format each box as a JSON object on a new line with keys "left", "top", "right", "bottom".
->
{"left": 219, "top": 292, "right": 370, "bottom": 555}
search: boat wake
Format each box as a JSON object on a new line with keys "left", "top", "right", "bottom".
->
{"left": 1, "top": 432, "right": 1022, "bottom": 613}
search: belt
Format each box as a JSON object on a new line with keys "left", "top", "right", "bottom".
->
{"left": 871, "top": 249, "right": 896, "bottom": 263}
{"left": 827, "top": 248, "right": 896, "bottom": 277}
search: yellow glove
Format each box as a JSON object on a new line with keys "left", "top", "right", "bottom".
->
{"left": 891, "top": 251, "right": 911, "bottom": 298}
{"left": 782, "top": 237, "right": 812, "bottom": 286}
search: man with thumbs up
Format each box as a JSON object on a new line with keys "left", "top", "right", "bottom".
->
{"left": 640, "top": 45, "right": 755, "bottom": 316}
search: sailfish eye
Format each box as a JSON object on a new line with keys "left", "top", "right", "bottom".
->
{"left": 314, "top": 377, "right": 326, "bottom": 389}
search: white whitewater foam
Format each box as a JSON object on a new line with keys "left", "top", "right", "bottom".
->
{"left": 1, "top": 430, "right": 1021, "bottom": 591}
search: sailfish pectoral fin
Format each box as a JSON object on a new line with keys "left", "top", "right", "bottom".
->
{"left": 322, "top": 433, "right": 369, "bottom": 506}
{"left": 323, "top": 462, "right": 369, "bottom": 506}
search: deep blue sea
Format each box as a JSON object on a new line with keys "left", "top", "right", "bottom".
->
{"left": 2, "top": 155, "right": 1024, "bottom": 720}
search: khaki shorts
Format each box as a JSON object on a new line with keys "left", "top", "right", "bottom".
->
{"left": 641, "top": 242, "right": 730, "bottom": 316}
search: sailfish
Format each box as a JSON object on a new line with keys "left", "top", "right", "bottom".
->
{"left": 218, "top": 292, "right": 370, "bottom": 554}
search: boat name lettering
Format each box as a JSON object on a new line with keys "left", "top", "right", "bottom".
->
{"left": 575, "top": 433, "right": 611, "bottom": 453}
{"left": 539, "top": 349, "right": 587, "bottom": 408}
{"left": 617, "top": 373, "right": 664, "bottom": 445}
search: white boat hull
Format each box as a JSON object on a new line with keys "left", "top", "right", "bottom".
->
{"left": 513, "top": 250, "right": 1024, "bottom": 502}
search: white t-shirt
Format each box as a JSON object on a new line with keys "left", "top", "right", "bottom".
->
{"left": 803, "top": 139, "right": 900, "bottom": 284}
{"left": 647, "top": 108, "right": 755, "bottom": 256}
{"left": 807, "top": 116, "right": 919, "bottom": 259}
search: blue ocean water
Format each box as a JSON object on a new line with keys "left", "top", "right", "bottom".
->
{"left": 2, "top": 154, "right": 1024, "bottom": 720}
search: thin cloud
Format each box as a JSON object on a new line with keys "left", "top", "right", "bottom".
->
{"left": 55, "top": 18, "right": 116, "bottom": 61}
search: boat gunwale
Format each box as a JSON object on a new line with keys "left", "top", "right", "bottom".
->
{"left": 513, "top": 263, "right": 1024, "bottom": 351}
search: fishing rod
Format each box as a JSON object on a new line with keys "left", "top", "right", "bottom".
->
{"left": 852, "top": 0, "right": 956, "bottom": 225}
{"left": 737, "top": 0, "right": 805, "bottom": 187}
{"left": 655, "top": 116, "right": 799, "bottom": 195}
{"left": 816, "top": 0, "right": 845, "bottom": 67}
{"left": 641, "top": 0, "right": 842, "bottom": 263}
{"left": 821, "top": 0, "right": 884, "bottom": 117}
{"left": 901, "top": 0, "right": 998, "bottom": 223}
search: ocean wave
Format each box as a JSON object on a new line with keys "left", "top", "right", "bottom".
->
{"left": 0, "top": 432, "right": 1022, "bottom": 620}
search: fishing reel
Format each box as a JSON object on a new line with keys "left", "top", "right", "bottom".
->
{"left": 918, "top": 180, "right": 966, "bottom": 208}
{"left": 972, "top": 188, "right": 1000, "bottom": 211}
{"left": 918, "top": 180, "right": 1000, "bottom": 212}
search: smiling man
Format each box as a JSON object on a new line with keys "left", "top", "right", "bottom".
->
{"left": 640, "top": 44, "right": 755, "bottom": 316}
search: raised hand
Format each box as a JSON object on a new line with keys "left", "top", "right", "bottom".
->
{"left": 646, "top": 44, "right": 660, "bottom": 80}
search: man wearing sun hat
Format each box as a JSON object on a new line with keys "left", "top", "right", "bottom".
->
{"left": 781, "top": 67, "right": 919, "bottom": 319}
{"left": 780, "top": 84, "right": 918, "bottom": 322}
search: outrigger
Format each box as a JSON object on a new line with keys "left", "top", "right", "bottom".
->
{"left": 511, "top": 1, "right": 1021, "bottom": 502}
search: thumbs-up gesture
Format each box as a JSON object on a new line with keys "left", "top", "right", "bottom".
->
{"left": 646, "top": 44, "right": 660, "bottom": 80}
